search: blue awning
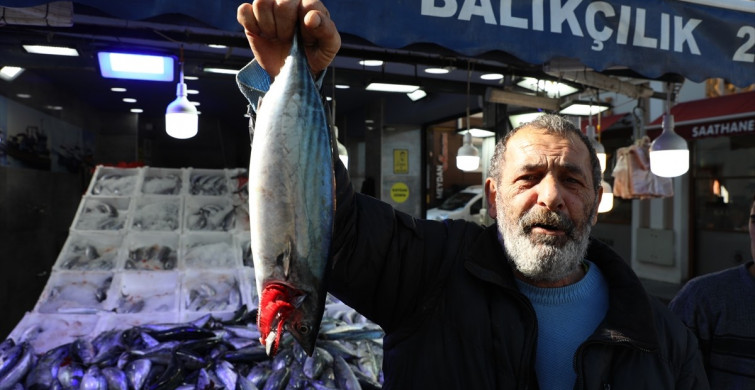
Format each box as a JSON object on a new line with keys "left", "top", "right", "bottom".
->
{"left": 3, "top": 0, "right": 754, "bottom": 86}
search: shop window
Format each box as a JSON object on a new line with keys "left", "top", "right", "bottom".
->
{"left": 693, "top": 136, "right": 755, "bottom": 232}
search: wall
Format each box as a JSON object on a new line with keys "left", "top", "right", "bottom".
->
{"left": 381, "top": 127, "right": 422, "bottom": 218}
{"left": 0, "top": 166, "right": 83, "bottom": 338}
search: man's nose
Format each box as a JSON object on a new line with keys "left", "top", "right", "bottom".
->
{"left": 536, "top": 175, "right": 565, "bottom": 211}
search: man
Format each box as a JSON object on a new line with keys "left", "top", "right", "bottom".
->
{"left": 670, "top": 193, "right": 755, "bottom": 389}
{"left": 237, "top": 1, "right": 707, "bottom": 388}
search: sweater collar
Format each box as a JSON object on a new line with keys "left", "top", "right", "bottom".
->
{"left": 464, "top": 224, "right": 660, "bottom": 350}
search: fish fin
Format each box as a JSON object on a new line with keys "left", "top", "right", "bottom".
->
{"left": 281, "top": 237, "right": 293, "bottom": 278}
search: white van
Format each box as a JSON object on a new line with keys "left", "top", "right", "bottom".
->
{"left": 426, "top": 185, "right": 485, "bottom": 224}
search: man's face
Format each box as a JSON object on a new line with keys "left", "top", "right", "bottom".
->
{"left": 485, "top": 127, "right": 601, "bottom": 283}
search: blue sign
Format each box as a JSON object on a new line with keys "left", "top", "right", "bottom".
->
{"left": 3, "top": 0, "right": 754, "bottom": 86}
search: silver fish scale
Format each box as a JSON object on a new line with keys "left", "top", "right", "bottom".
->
{"left": 249, "top": 31, "right": 334, "bottom": 351}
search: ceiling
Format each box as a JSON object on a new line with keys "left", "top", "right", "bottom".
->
{"left": 0, "top": 4, "right": 570, "bottom": 123}
{"left": 0, "top": 2, "right": 677, "bottom": 161}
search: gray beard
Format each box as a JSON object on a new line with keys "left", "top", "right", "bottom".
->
{"left": 498, "top": 207, "right": 592, "bottom": 283}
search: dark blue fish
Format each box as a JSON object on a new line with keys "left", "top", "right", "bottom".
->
{"left": 81, "top": 366, "right": 107, "bottom": 390}
{"left": 57, "top": 362, "right": 85, "bottom": 389}
{"left": 125, "top": 358, "right": 151, "bottom": 390}
{"left": 260, "top": 366, "right": 290, "bottom": 390}
{"left": 332, "top": 355, "right": 361, "bottom": 390}
{"left": 25, "top": 343, "right": 69, "bottom": 389}
{"left": 0, "top": 342, "right": 34, "bottom": 389}
{"left": 102, "top": 367, "right": 128, "bottom": 390}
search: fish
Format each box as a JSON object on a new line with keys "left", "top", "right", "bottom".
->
{"left": 0, "top": 301, "right": 386, "bottom": 389}
{"left": 332, "top": 354, "right": 361, "bottom": 390}
{"left": 101, "top": 367, "right": 128, "bottom": 390}
{"left": 0, "top": 342, "right": 34, "bottom": 390}
{"left": 80, "top": 366, "right": 107, "bottom": 390}
{"left": 248, "top": 28, "right": 335, "bottom": 358}
{"left": 24, "top": 344, "right": 69, "bottom": 389}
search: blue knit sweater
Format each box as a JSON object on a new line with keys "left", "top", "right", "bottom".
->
{"left": 515, "top": 260, "right": 609, "bottom": 390}
{"left": 669, "top": 261, "right": 755, "bottom": 389}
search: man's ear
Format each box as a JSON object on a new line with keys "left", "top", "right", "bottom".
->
{"left": 485, "top": 178, "right": 497, "bottom": 219}
{"left": 591, "top": 184, "right": 604, "bottom": 225}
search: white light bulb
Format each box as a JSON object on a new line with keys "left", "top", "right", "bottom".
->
{"left": 649, "top": 114, "right": 689, "bottom": 177}
{"left": 598, "top": 180, "right": 613, "bottom": 213}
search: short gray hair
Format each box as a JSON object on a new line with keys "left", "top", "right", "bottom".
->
{"left": 488, "top": 114, "right": 602, "bottom": 194}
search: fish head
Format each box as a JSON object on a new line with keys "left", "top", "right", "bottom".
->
{"left": 257, "top": 282, "right": 321, "bottom": 357}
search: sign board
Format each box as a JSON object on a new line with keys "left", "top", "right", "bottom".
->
{"left": 390, "top": 182, "right": 410, "bottom": 203}
{"left": 4, "top": 0, "right": 751, "bottom": 86}
{"left": 393, "top": 149, "right": 409, "bottom": 174}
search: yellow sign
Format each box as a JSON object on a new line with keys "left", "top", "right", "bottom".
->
{"left": 390, "top": 182, "right": 410, "bottom": 203}
{"left": 393, "top": 149, "right": 409, "bottom": 174}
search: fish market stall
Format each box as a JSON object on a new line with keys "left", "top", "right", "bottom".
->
{"left": 1, "top": 165, "right": 384, "bottom": 389}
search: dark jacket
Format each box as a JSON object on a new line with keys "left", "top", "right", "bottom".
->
{"left": 328, "top": 164, "right": 708, "bottom": 390}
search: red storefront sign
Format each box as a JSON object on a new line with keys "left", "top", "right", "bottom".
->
{"left": 647, "top": 91, "right": 755, "bottom": 140}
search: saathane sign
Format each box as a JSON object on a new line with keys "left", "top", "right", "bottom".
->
{"left": 688, "top": 117, "right": 755, "bottom": 139}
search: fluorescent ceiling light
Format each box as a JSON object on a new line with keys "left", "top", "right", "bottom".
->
{"left": 366, "top": 82, "right": 419, "bottom": 93}
{"left": 191, "top": 101, "right": 200, "bottom": 106}
{"left": 0, "top": 66, "right": 24, "bottom": 81}
{"left": 131, "top": 108, "right": 143, "bottom": 113}
{"left": 208, "top": 44, "right": 227, "bottom": 49}
{"left": 458, "top": 128, "right": 496, "bottom": 138}
{"left": 98, "top": 52, "right": 174, "bottom": 82}
{"left": 407, "top": 89, "right": 427, "bottom": 101}
{"left": 184, "top": 75, "right": 198, "bottom": 80}
{"left": 509, "top": 112, "right": 545, "bottom": 128}
{"left": 517, "top": 77, "right": 578, "bottom": 98}
{"left": 122, "top": 98, "right": 137, "bottom": 103}
{"left": 16, "top": 93, "right": 31, "bottom": 99}
{"left": 45, "top": 105, "right": 63, "bottom": 110}
{"left": 425, "top": 67, "right": 450, "bottom": 74}
{"left": 359, "top": 59, "right": 383, "bottom": 67}
{"left": 559, "top": 101, "right": 611, "bottom": 116}
{"left": 335, "top": 84, "right": 350, "bottom": 89}
{"left": 203, "top": 67, "right": 238, "bottom": 75}
{"left": 110, "top": 87, "right": 127, "bottom": 92}
{"left": 480, "top": 73, "right": 503, "bottom": 80}
{"left": 23, "top": 44, "right": 79, "bottom": 56}
{"left": 187, "top": 89, "right": 199, "bottom": 95}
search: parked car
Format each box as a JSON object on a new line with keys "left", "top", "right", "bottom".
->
{"left": 426, "top": 185, "right": 485, "bottom": 224}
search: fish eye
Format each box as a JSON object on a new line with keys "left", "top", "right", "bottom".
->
{"left": 297, "top": 324, "right": 310, "bottom": 334}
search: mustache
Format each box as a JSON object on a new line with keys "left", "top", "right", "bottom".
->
{"left": 520, "top": 209, "right": 575, "bottom": 238}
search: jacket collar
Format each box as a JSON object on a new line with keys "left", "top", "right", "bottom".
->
{"left": 464, "top": 224, "right": 660, "bottom": 350}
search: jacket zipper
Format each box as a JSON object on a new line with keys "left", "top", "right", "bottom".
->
{"left": 573, "top": 338, "right": 657, "bottom": 389}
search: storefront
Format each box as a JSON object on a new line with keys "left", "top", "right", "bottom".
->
{"left": 647, "top": 90, "right": 755, "bottom": 276}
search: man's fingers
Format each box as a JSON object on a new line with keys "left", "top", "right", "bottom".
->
{"left": 273, "top": 0, "right": 299, "bottom": 43}
{"left": 252, "top": 0, "right": 279, "bottom": 40}
{"left": 236, "top": 3, "right": 259, "bottom": 36}
{"left": 302, "top": 9, "right": 340, "bottom": 73}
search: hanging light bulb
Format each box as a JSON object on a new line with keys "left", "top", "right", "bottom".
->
{"left": 585, "top": 123, "right": 606, "bottom": 173}
{"left": 649, "top": 113, "right": 688, "bottom": 177}
{"left": 650, "top": 84, "right": 688, "bottom": 178}
{"left": 456, "top": 62, "right": 479, "bottom": 172}
{"left": 334, "top": 126, "right": 348, "bottom": 168}
{"left": 165, "top": 49, "right": 198, "bottom": 139}
{"left": 598, "top": 179, "right": 613, "bottom": 213}
{"left": 584, "top": 102, "right": 606, "bottom": 173}
{"left": 457, "top": 132, "right": 480, "bottom": 171}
